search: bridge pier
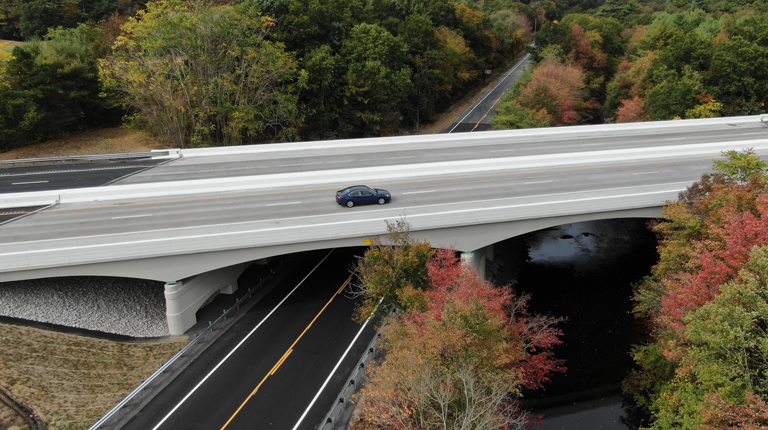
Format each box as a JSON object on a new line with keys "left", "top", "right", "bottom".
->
{"left": 461, "top": 244, "right": 494, "bottom": 280}
{"left": 164, "top": 262, "right": 251, "bottom": 335}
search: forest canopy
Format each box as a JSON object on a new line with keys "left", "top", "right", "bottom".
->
{"left": 492, "top": 0, "right": 768, "bottom": 130}
{"left": 1, "top": 0, "right": 536, "bottom": 150}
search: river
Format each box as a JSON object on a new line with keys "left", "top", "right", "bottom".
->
{"left": 488, "top": 218, "right": 659, "bottom": 429}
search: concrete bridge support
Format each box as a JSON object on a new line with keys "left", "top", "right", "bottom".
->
{"left": 164, "top": 262, "right": 251, "bottom": 335}
{"left": 461, "top": 244, "right": 494, "bottom": 280}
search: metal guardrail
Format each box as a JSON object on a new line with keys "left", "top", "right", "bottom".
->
{"left": 320, "top": 330, "right": 383, "bottom": 430}
{"left": 89, "top": 255, "right": 293, "bottom": 430}
{"left": 0, "top": 151, "right": 169, "bottom": 165}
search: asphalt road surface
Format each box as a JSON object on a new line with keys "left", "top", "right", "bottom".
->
{"left": 443, "top": 53, "right": 531, "bottom": 133}
{"left": 122, "top": 248, "right": 377, "bottom": 430}
{"left": 3, "top": 120, "right": 768, "bottom": 245}
{"left": 0, "top": 159, "right": 165, "bottom": 194}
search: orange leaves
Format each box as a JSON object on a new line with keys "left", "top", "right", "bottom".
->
{"left": 517, "top": 59, "right": 587, "bottom": 125}
{"left": 352, "top": 242, "right": 563, "bottom": 429}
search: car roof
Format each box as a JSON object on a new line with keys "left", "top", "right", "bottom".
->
{"left": 340, "top": 185, "right": 372, "bottom": 192}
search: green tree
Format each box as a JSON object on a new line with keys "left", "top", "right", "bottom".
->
{"left": 706, "top": 36, "right": 768, "bottom": 116}
{"left": 341, "top": 23, "right": 413, "bottom": 136}
{"left": 713, "top": 149, "right": 768, "bottom": 185}
{"left": 350, "top": 220, "right": 435, "bottom": 323}
{"left": 100, "top": 0, "right": 300, "bottom": 147}
{"left": 0, "top": 23, "right": 114, "bottom": 149}
{"left": 651, "top": 247, "right": 768, "bottom": 429}
{"left": 20, "top": 0, "right": 64, "bottom": 39}
{"left": 645, "top": 65, "right": 702, "bottom": 120}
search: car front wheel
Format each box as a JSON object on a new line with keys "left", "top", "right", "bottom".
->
{"left": 377, "top": 197, "right": 386, "bottom": 205}
{"left": 346, "top": 200, "right": 355, "bottom": 208}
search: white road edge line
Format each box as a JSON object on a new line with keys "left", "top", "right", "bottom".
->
{"left": 448, "top": 53, "right": 529, "bottom": 133}
{"left": 524, "top": 180, "right": 554, "bottom": 184}
{"left": 150, "top": 250, "right": 335, "bottom": 430}
{"left": 291, "top": 298, "right": 382, "bottom": 430}
{"left": 489, "top": 149, "right": 516, "bottom": 152}
{"left": 402, "top": 190, "right": 435, "bottom": 195}
{"left": 665, "top": 137, "right": 687, "bottom": 140}
{"left": 111, "top": 214, "right": 152, "bottom": 220}
{"left": 266, "top": 202, "right": 302, "bottom": 206}
{"left": 11, "top": 181, "right": 49, "bottom": 185}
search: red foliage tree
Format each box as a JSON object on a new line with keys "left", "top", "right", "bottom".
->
{"left": 518, "top": 59, "right": 587, "bottom": 125}
{"left": 352, "top": 248, "right": 565, "bottom": 429}
{"left": 566, "top": 23, "right": 607, "bottom": 72}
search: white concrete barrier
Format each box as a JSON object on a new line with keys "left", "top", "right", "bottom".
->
{"left": 174, "top": 115, "right": 765, "bottom": 158}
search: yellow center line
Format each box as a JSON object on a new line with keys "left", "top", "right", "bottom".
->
{"left": 1, "top": 153, "right": 739, "bottom": 217}
{"left": 219, "top": 273, "right": 354, "bottom": 430}
{"left": 471, "top": 92, "right": 507, "bottom": 132}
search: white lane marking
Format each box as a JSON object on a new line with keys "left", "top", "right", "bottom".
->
{"left": 387, "top": 156, "right": 416, "bottom": 160}
{"left": 150, "top": 250, "right": 335, "bottom": 430}
{"left": 153, "top": 171, "right": 190, "bottom": 175}
{"left": 291, "top": 298, "right": 382, "bottom": 430}
{"left": 665, "top": 137, "right": 687, "bottom": 140}
{"left": 266, "top": 202, "right": 301, "bottom": 206}
{"left": 402, "top": 190, "right": 435, "bottom": 195}
{"left": 633, "top": 171, "right": 659, "bottom": 175}
{"left": 489, "top": 149, "right": 516, "bottom": 152}
{"left": 278, "top": 162, "right": 324, "bottom": 167}
{"left": 448, "top": 53, "right": 530, "bottom": 133}
{"left": 524, "top": 180, "right": 554, "bottom": 184}
{"left": 741, "top": 132, "right": 763, "bottom": 135}
{"left": 0, "top": 182, "right": 695, "bottom": 250}
{"left": 12, "top": 181, "right": 49, "bottom": 185}
{"left": 581, "top": 143, "right": 603, "bottom": 146}
{"left": 111, "top": 214, "right": 152, "bottom": 220}
{"left": 0, "top": 166, "right": 144, "bottom": 177}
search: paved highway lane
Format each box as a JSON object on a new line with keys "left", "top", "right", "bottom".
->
{"left": 122, "top": 248, "right": 376, "bottom": 430}
{"left": 119, "top": 121, "right": 768, "bottom": 184}
{"left": 0, "top": 159, "right": 166, "bottom": 193}
{"left": 444, "top": 53, "right": 532, "bottom": 133}
{"left": 0, "top": 153, "right": 734, "bottom": 245}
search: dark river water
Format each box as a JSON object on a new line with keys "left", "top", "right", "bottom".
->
{"left": 488, "top": 218, "right": 659, "bottom": 429}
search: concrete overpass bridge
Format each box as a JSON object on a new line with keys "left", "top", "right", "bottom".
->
{"left": 1, "top": 115, "right": 767, "bottom": 334}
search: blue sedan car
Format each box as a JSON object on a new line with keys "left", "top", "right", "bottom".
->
{"left": 336, "top": 185, "right": 391, "bottom": 207}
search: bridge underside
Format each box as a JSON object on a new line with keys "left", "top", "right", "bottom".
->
{"left": 1, "top": 206, "right": 663, "bottom": 334}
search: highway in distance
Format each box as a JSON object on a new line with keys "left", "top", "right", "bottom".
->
{"left": 0, "top": 159, "right": 166, "bottom": 193}
{"left": 122, "top": 248, "right": 376, "bottom": 430}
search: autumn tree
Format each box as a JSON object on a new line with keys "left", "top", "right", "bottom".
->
{"left": 516, "top": 59, "right": 587, "bottom": 125}
{"left": 350, "top": 220, "right": 435, "bottom": 322}
{"left": 100, "top": 0, "right": 300, "bottom": 147}
{"left": 628, "top": 150, "right": 768, "bottom": 428}
{"left": 352, "top": 247, "right": 565, "bottom": 430}
{"left": 616, "top": 95, "right": 647, "bottom": 123}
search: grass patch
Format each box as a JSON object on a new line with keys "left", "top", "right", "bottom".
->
{"left": 0, "top": 39, "right": 23, "bottom": 52}
{"left": 0, "top": 127, "right": 163, "bottom": 161}
{"left": 0, "top": 323, "right": 187, "bottom": 430}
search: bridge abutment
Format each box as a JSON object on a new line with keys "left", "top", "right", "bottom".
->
{"left": 462, "top": 244, "right": 494, "bottom": 279}
{"left": 164, "top": 262, "right": 251, "bottom": 335}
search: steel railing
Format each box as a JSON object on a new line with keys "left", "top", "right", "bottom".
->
{"left": 320, "top": 330, "right": 383, "bottom": 430}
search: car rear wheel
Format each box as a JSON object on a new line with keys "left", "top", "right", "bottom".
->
{"left": 377, "top": 197, "right": 386, "bottom": 205}
{"left": 346, "top": 200, "right": 355, "bottom": 208}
